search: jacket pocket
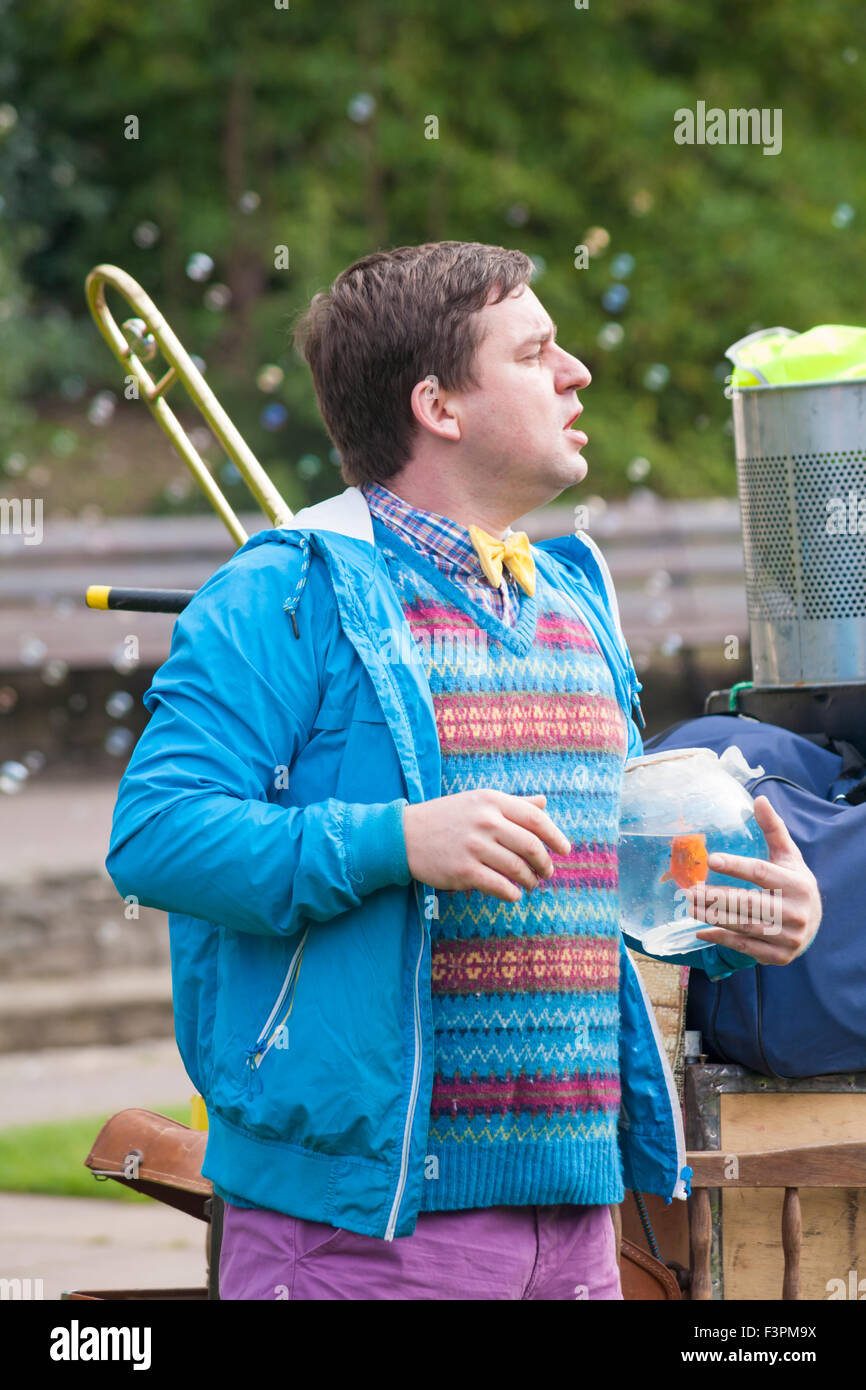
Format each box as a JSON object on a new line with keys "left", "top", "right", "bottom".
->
{"left": 312, "top": 704, "right": 354, "bottom": 730}
{"left": 313, "top": 691, "right": 386, "bottom": 729}
{"left": 245, "top": 926, "right": 310, "bottom": 1093}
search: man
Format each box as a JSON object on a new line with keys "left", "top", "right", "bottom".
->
{"left": 106, "top": 241, "right": 821, "bottom": 1300}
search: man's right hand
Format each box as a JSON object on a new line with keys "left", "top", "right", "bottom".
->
{"left": 402, "top": 789, "right": 571, "bottom": 902}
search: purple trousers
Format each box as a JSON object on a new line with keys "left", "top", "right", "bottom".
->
{"left": 219, "top": 1201, "right": 623, "bottom": 1300}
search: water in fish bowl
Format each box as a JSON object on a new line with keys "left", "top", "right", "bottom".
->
{"left": 619, "top": 820, "right": 771, "bottom": 956}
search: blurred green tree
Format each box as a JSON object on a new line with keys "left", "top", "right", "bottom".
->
{"left": 2, "top": 0, "right": 865, "bottom": 510}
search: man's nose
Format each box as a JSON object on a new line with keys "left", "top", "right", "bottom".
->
{"left": 558, "top": 349, "right": 591, "bottom": 390}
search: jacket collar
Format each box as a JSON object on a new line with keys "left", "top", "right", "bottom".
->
{"left": 284, "top": 485, "right": 375, "bottom": 545}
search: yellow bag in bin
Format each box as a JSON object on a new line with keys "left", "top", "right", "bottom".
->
{"left": 726, "top": 324, "right": 866, "bottom": 388}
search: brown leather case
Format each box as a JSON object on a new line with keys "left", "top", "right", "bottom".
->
{"left": 84, "top": 1107, "right": 212, "bottom": 1220}
{"left": 619, "top": 1236, "right": 682, "bottom": 1299}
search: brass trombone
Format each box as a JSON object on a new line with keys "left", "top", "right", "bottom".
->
{"left": 84, "top": 264, "right": 295, "bottom": 612}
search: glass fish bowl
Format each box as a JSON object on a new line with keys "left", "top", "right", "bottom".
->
{"left": 618, "top": 747, "right": 770, "bottom": 955}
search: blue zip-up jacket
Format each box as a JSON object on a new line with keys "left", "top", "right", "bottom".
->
{"left": 105, "top": 485, "right": 756, "bottom": 1240}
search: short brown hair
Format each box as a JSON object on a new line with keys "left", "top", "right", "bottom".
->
{"left": 292, "top": 241, "right": 534, "bottom": 487}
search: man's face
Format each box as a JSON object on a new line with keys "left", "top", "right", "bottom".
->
{"left": 451, "top": 283, "right": 592, "bottom": 499}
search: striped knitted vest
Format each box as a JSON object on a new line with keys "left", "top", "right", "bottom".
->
{"left": 372, "top": 517, "right": 629, "bottom": 1212}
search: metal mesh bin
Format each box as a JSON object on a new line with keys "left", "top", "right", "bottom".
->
{"left": 729, "top": 377, "right": 866, "bottom": 685}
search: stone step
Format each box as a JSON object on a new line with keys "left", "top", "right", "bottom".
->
{"left": 0, "top": 967, "right": 173, "bottom": 1053}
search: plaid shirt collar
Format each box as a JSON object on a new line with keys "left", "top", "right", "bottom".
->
{"left": 360, "top": 480, "right": 517, "bottom": 586}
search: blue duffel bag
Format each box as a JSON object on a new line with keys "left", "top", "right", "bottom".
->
{"left": 641, "top": 713, "right": 866, "bottom": 1078}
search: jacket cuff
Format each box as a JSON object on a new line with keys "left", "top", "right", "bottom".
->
{"left": 344, "top": 798, "right": 412, "bottom": 893}
{"left": 703, "top": 944, "right": 758, "bottom": 981}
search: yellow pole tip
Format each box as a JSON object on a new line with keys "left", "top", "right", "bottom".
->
{"left": 189, "top": 1094, "right": 209, "bottom": 1131}
{"left": 86, "top": 585, "right": 111, "bottom": 609}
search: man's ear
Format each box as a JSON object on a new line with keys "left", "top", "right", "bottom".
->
{"left": 410, "top": 375, "right": 461, "bottom": 442}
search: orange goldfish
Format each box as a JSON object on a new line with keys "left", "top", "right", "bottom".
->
{"left": 659, "top": 834, "right": 709, "bottom": 890}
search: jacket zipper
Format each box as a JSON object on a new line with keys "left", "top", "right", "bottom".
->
{"left": 245, "top": 927, "right": 310, "bottom": 1090}
{"left": 384, "top": 879, "right": 426, "bottom": 1241}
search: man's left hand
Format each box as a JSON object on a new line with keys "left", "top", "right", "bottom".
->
{"left": 686, "top": 795, "right": 822, "bottom": 965}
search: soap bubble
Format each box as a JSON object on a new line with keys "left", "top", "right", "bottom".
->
{"left": 67, "top": 692, "right": 88, "bottom": 712}
{"left": 610, "top": 253, "right": 635, "bottom": 279}
{"left": 629, "top": 189, "right": 653, "bottom": 216}
{"left": 0, "top": 761, "right": 28, "bottom": 795}
{"left": 645, "top": 569, "right": 671, "bottom": 597}
{"left": 238, "top": 191, "right": 260, "bottom": 213}
{"left": 106, "top": 690, "right": 134, "bottom": 719}
{"left": 112, "top": 643, "right": 138, "bottom": 675}
{"left": 19, "top": 636, "right": 47, "bottom": 666}
{"left": 583, "top": 226, "right": 610, "bottom": 256}
{"left": 626, "top": 456, "right": 651, "bottom": 482}
{"left": 329, "top": 447, "right": 342, "bottom": 467}
{"left": 529, "top": 255, "right": 546, "bottom": 278}
{"left": 0, "top": 104, "right": 18, "bottom": 134}
{"left": 165, "top": 477, "right": 192, "bottom": 501}
{"left": 23, "top": 749, "right": 45, "bottom": 773}
{"left": 186, "top": 253, "right": 214, "bottom": 282}
{"left": 87, "top": 391, "right": 116, "bottom": 426}
{"left": 261, "top": 403, "right": 289, "bottom": 432}
{"left": 0, "top": 686, "right": 18, "bottom": 713}
{"left": 843, "top": 47, "right": 858, "bottom": 63}
{"left": 41, "top": 659, "right": 69, "bottom": 686}
{"left": 4, "top": 452, "right": 27, "bottom": 475}
{"left": 51, "top": 429, "right": 78, "bottom": 457}
{"left": 190, "top": 354, "right": 207, "bottom": 375}
{"left": 298, "top": 454, "right": 322, "bottom": 479}
{"left": 505, "top": 203, "right": 529, "bottom": 227}
{"left": 188, "top": 427, "right": 213, "bottom": 454}
{"left": 105, "top": 728, "right": 134, "bottom": 757}
{"left": 132, "top": 220, "right": 160, "bottom": 248}
{"left": 597, "top": 323, "right": 624, "bottom": 350}
{"left": 204, "top": 284, "right": 231, "bottom": 311}
{"left": 60, "top": 375, "right": 86, "bottom": 401}
{"left": 602, "top": 284, "right": 630, "bottom": 314}
{"left": 643, "top": 363, "right": 670, "bottom": 391}
{"left": 832, "top": 202, "right": 855, "bottom": 229}
{"left": 121, "top": 318, "right": 156, "bottom": 361}
{"left": 660, "top": 633, "right": 683, "bottom": 656}
{"left": 348, "top": 93, "right": 376, "bottom": 123}
{"left": 51, "top": 161, "right": 75, "bottom": 187}
{"left": 256, "top": 365, "right": 284, "bottom": 393}
{"left": 648, "top": 599, "right": 673, "bottom": 624}
{"left": 220, "top": 461, "right": 242, "bottom": 485}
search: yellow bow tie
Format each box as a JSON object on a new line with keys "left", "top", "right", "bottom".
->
{"left": 467, "top": 525, "right": 536, "bottom": 597}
